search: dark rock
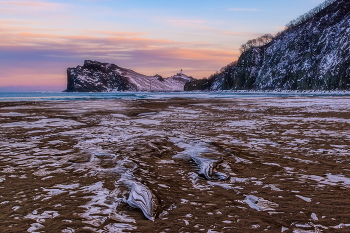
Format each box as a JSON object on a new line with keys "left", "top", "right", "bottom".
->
{"left": 65, "top": 60, "right": 193, "bottom": 92}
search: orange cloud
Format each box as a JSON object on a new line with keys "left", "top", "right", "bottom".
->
{"left": 164, "top": 48, "right": 238, "bottom": 61}
{"left": 276, "top": 26, "right": 288, "bottom": 30}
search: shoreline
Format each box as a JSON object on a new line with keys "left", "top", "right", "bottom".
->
{"left": 1, "top": 91, "right": 350, "bottom": 102}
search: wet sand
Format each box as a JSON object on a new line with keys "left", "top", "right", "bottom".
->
{"left": 0, "top": 97, "right": 350, "bottom": 232}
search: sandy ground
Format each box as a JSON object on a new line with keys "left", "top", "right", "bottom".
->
{"left": 0, "top": 97, "right": 350, "bottom": 233}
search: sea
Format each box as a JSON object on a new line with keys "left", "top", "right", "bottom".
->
{"left": 1, "top": 91, "right": 350, "bottom": 101}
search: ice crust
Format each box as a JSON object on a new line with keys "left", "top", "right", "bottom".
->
{"left": 0, "top": 96, "right": 350, "bottom": 232}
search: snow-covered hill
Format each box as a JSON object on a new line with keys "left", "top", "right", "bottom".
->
{"left": 66, "top": 60, "right": 193, "bottom": 92}
{"left": 185, "top": 0, "right": 350, "bottom": 91}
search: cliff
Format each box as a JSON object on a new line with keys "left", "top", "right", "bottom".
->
{"left": 66, "top": 60, "right": 193, "bottom": 92}
{"left": 185, "top": 0, "right": 350, "bottom": 91}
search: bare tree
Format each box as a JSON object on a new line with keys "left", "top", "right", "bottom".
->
{"left": 239, "top": 33, "right": 275, "bottom": 54}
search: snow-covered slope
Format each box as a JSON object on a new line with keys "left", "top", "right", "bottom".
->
{"left": 66, "top": 60, "right": 193, "bottom": 92}
{"left": 185, "top": 0, "right": 350, "bottom": 91}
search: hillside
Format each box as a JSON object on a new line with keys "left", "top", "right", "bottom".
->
{"left": 185, "top": 0, "right": 350, "bottom": 91}
{"left": 66, "top": 60, "right": 193, "bottom": 92}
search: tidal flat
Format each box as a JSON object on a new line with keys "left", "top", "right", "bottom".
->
{"left": 0, "top": 97, "right": 350, "bottom": 232}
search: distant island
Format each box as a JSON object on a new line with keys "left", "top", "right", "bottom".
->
{"left": 66, "top": 0, "right": 349, "bottom": 92}
{"left": 65, "top": 60, "right": 193, "bottom": 92}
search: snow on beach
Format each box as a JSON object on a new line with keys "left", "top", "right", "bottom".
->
{"left": 0, "top": 96, "right": 350, "bottom": 232}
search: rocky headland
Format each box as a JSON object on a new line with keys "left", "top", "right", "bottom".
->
{"left": 66, "top": 60, "right": 193, "bottom": 92}
{"left": 185, "top": 0, "right": 350, "bottom": 91}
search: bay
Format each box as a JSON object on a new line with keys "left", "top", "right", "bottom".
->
{"left": 1, "top": 91, "right": 350, "bottom": 101}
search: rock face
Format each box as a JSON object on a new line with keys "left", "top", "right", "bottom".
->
{"left": 66, "top": 60, "right": 193, "bottom": 92}
{"left": 185, "top": 0, "right": 350, "bottom": 91}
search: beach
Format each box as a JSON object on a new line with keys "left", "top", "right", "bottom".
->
{"left": 1, "top": 96, "right": 350, "bottom": 232}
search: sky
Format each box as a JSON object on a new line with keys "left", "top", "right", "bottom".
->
{"left": 0, "top": 0, "right": 325, "bottom": 91}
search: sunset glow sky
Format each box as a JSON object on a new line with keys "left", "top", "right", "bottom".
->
{"left": 0, "top": 0, "right": 324, "bottom": 91}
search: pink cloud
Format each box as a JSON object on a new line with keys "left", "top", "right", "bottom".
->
{"left": 79, "top": 30, "right": 147, "bottom": 37}
{"left": 0, "top": 0, "right": 61, "bottom": 7}
{"left": 223, "top": 31, "right": 266, "bottom": 38}
{"left": 227, "top": 8, "right": 259, "bottom": 12}
{"left": 166, "top": 19, "right": 206, "bottom": 24}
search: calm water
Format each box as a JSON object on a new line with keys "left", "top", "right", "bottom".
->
{"left": 1, "top": 91, "right": 350, "bottom": 101}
